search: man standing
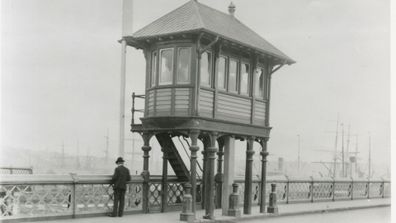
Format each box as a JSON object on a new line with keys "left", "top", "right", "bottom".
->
{"left": 109, "top": 157, "right": 131, "bottom": 217}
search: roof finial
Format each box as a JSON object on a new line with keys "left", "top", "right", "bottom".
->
{"left": 228, "top": 2, "right": 236, "bottom": 17}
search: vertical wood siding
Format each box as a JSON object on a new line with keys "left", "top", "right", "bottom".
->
{"left": 199, "top": 89, "right": 214, "bottom": 118}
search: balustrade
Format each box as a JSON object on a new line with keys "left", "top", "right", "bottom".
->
{"left": 0, "top": 174, "right": 389, "bottom": 221}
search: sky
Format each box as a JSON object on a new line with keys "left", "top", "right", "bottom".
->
{"left": 0, "top": 0, "right": 390, "bottom": 172}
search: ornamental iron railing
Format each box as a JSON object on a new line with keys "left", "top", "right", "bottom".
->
{"left": 0, "top": 174, "right": 390, "bottom": 221}
{"left": 0, "top": 167, "right": 33, "bottom": 175}
{"left": 0, "top": 174, "right": 199, "bottom": 221}
{"left": 233, "top": 176, "right": 390, "bottom": 206}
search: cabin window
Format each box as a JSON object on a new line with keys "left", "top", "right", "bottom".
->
{"left": 254, "top": 67, "right": 264, "bottom": 98}
{"left": 264, "top": 66, "right": 270, "bottom": 100}
{"left": 150, "top": 51, "right": 157, "bottom": 87}
{"left": 200, "top": 52, "right": 212, "bottom": 87}
{"left": 217, "top": 56, "right": 226, "bottom": 90}
{"left": 176, "top": 47, "right": 191, "bottom": 84}
{"left": 240, "top": 63, "right": 250, "bottom": 95}
{"left": 228, "top": 59, "right": 238, "bottom": 92}
{"left": 159, "top": 48, "right": 174, "bottom": 85}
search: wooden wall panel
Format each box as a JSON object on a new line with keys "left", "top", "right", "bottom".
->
{"left": 174, "top": 88, "right": 191, "bottom": 116}
{"left": 147, "top": 90, "right": 155, "bottom": 116}
{"left": 253, "top": 101, "right": 266, "bottom": 126}
{"left": 217, "top": 93, "right": 251, "bottom": 124}
{"left": 155, "top": 88, "right": 172, "bottom": 116}
{"left": 199, "top": 89, "right": 214, "bottom": 118}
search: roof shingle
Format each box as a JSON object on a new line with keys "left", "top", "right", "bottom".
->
{"left": 129, "top": 0, "right": 294, "bottom": 64}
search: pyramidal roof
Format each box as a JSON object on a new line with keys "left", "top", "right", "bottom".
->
{"left": 129, "top": 0, "right": 295, "bottom": 64}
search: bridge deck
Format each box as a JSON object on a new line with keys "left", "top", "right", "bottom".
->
{"left": 35, "top": 198, "right": 390, "bottom": 223}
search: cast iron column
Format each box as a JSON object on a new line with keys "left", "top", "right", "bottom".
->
{"left": 141, "top": 132, "right": 152, "bottom": 213}
{"left": 243, "top": 137, "right": 255, "bottom": 214}
{"left": 204, "top": 132, "right": 218, "bottom": 219}
{"left": 201, "top": 139, "right": 208, "bottom": 210}
{"left": 161, "top": 147, "right": 168, "bottom": 212}
{"left": 215, "top": 141, "right": 224, "bottom": 208}
{"left": 260, "top": 138, "right": 269, "bottom": 213}
{"left": 189, "top": 130, "right": 200, "bottom": 214}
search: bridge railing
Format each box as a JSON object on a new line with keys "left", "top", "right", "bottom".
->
{"left": 0, "top": 174, "right": 200, "bottom": 221}
{"left": 233, "top": 176, "right": 391, "bottom": 206}
{"left": 0, "top": 174, "right": 389, "bottom": 221}
{"left": 0, "top": 167, "right": 33, "bottom": 175}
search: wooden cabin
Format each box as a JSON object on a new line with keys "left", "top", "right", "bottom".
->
{"left": 124, "top": 0, "right": 294, "bottom": 220}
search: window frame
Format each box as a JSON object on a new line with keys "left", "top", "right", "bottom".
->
{"left": 239, "top": 61, "right": 250, "bottom": 96}
{"left": 158, "top": 48, "right": 175, "bottom": 86}
{"left": 176, "top": 47, "right": 192, "bottom": 84}
{"left": 254, "top": 66, "right": 265, "bottom": 99}
{"left": 200, "top": 51, "right": 213, "bottom": 88}
{"left": 216, "top": 55, "right": 227, "bottom": 91}
{"left": 227, "top": 57, "right": 239, "bottom": 93}
{"left": 150, "top": 51, "right": 158, "bottom": 88}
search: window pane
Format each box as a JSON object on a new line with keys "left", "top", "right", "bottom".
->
{"left": 217, "top": 56, "right": 226, "bottom": 89}
{"left": 240, "top": 63, "right": 249, "bottom": 95}
{"left": 228, "top": 59, "right": 237, "bottom": 92}
{"left": 151, "top": 52, "right": 157, "bottom": 87}
{"left": 254, "top": 68, "right": 264, "bottom": 98}
{"left": 200, "top": 52, "right": 212, "bottom": 86}
{"left": 159, "top": 49, "right": 174, "bottom": 85}
{"left": 177, "top": 48, "right": 191, "bottom": 83}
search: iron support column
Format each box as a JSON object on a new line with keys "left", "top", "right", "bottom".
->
{"left": 189, "top": 130, "right": 200, "bottom": 214}
{"left": 244, "top": 137, "right": 255, "bottom": 215}
{"left": 215, "top": 140, "right": 224, "bottom": 208}
{"left": 260, "top": 138, "right": 269, "bottom": 213}
{"left": 201, "top": 146, "right": 207, "bottom": 209}
{"left": 161, "top": 148, "right": 168, "bottom": 212}
{"left": 141, "top": 133, "right": 152, "bottom": 213}
{"left": 204, "top": 132, "right": 218, "bottom": 219}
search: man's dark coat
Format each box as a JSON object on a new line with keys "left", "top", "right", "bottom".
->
{"left": 111, "top": 165, "right": 131, "bottom": 190}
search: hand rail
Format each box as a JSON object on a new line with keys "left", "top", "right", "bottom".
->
{"left": 131, "top": 92, "right": 145, "bottom": 125}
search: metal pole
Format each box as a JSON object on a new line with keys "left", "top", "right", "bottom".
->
{"left": 368, "top": 134, "right": 371, "bottom": 180}
{"left": 297, "top": 135, "right": 301, "bottom": 172}
{"left": 118, "top": 39, "right": 127, "bottom": 157}
{"left": 346, "top": 125, "right": 351, "bottom": 177}
{"left": 341, "top": 123, "right": 345, "bottom": 177}
{"left": 333, "top": 114, "right": 339, "bottom": 178}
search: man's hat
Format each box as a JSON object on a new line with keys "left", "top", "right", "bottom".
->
{"left": 115, "top": 157, "right": 125, "bottom": 164}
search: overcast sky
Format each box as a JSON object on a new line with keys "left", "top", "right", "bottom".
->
{"left": 1, "top": 0, "right": 390, "bottom": 170}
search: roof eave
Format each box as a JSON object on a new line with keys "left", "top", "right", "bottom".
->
{"left": 125, "top": 29, "right": 296, "bottom": 65}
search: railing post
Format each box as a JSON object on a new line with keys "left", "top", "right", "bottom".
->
{"left": 310, "top": 176, "right": 314, "bottom": 203}
{"left": 381, "top": 180, "right": 385, "bottom": 198}
{"left": 350, "top": 177, "right": 354, "bottom": 200}
{"left": 332, "top": 178, "right": 336, "bottom": 202}
{"left": 132, "top": 92, "right": 135, "bottom": 125}
{"left": 180, "top": 183, "right": 194, "bottom": 222}
{"left": 367, "top": 180, "right": 370, "bottom": 199}
{"left": 285, "top": 176, "right": 289, "bottom": 204}
{"left": 267, "top": 184, "right": 278, "bottom": 214}
{"left": 227, "top": 183, "right": 241, "bottom": 217}
{"left": 70, "top": 173, "right": 78, "bottom": 218}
